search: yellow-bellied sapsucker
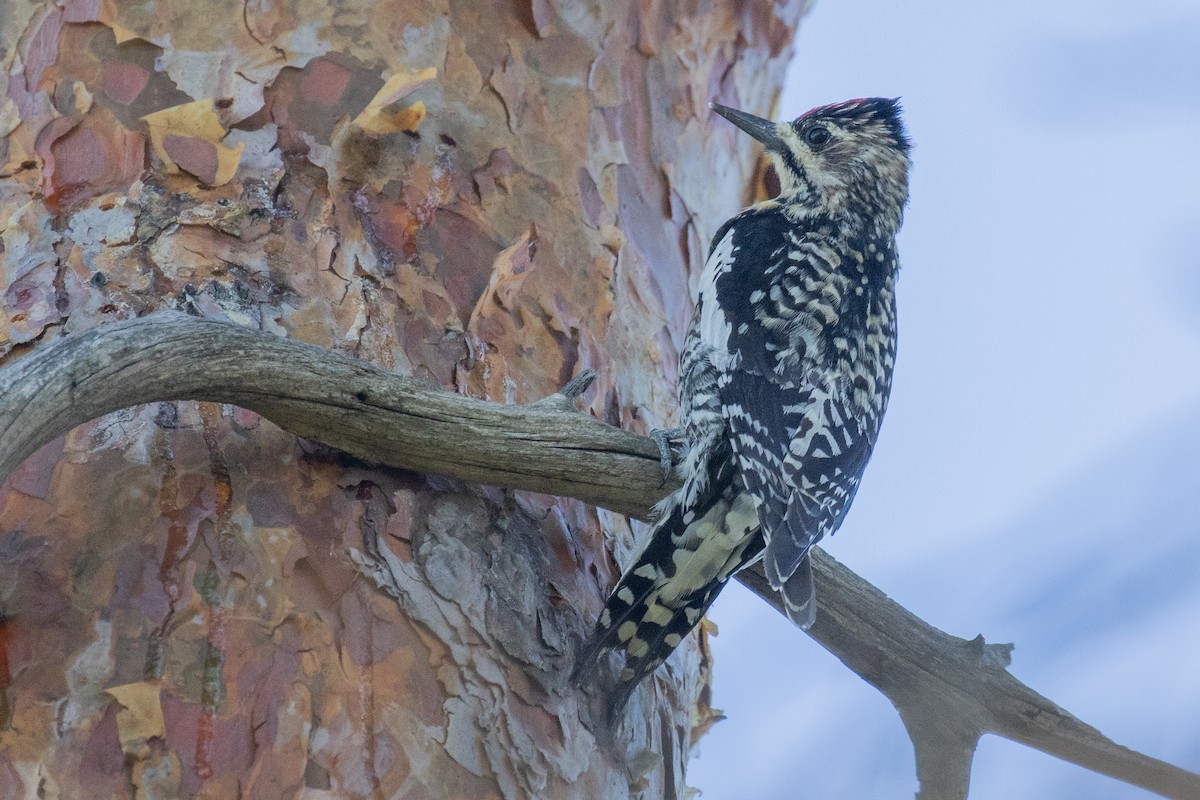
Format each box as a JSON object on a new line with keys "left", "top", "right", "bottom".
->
{"left": 575, "top": 98, "right": 912, "bottom": 718}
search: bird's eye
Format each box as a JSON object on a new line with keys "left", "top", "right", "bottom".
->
{"left": 805, "top": 126, "right": 831, "bottom": 147}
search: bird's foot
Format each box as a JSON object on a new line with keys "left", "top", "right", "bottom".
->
{"left": 649, "top": 426, "right": 685, "bottom": 486}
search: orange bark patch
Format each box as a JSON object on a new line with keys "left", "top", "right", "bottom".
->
{"left": 472, "top": 148, "right": 517, "bottom": 201}
{"left": 142, "top": 100, "right": 243, "bottom": 186}
{"left": 353, "top": 160, "right": 456, "bottom": 264}
{"left": 101, "top": 60, "right": 150, "bottom": 106}
{"left": 257, "top": 54, "right": 384, "bottom": 149}
{"left": 428, "top": 206, "right": 504, "bottom": 324}
{"left": 36, "top": 103, "right": 145, "bottom": 210}
{"left": 456, "top": 226, "right": 541, "bottom": 400}
{"left": 352, "top": 67, "right": 436, "bottom": 135}
{"left": 53, "top": 25, "right": 191, "bottom": 129}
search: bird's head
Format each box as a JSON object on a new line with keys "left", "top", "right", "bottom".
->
{"left": 711, "top": 98, "right": 911, "bottom": 231}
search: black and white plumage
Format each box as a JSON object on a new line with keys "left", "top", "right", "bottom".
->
{"left": 575, "top": 98, "right": 911, "bottom": 718}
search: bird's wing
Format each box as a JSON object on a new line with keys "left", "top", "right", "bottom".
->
{"left": 704, "top": 214, "right": 875, "bottom": 627}
{"left": 723, "top": 368, "right": 873, "bottom": 619}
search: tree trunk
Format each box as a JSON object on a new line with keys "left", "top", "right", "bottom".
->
{"left": 0, "top": 1, "right": 806, "bottom": 797}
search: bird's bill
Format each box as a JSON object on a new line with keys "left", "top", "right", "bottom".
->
{"left": 710, "top": 103, "right": 781, "bottom": 150}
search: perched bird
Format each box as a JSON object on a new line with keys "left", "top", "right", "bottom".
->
{"left": 574, "top": 98, "right": 912, "bottom": 718}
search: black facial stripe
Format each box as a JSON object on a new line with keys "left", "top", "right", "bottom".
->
{"left": 779, "top": 148, "right": 805, "bottom": 185}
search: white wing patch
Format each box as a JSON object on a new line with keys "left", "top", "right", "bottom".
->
{"left": 698, "top": 227, "right": 737, "bottom": 364}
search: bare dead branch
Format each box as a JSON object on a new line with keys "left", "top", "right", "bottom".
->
{"left": 0, "top": 313, "right": 670, "bottom": 519}
{"left": 739, "top": 561, "right": 1200, "bottom": 800}
{"left": 2, "top": 313, "right": 1197, "bottom": 800}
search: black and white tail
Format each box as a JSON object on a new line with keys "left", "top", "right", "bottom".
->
{"left": 573, "top": 447, "right": 763, "bottom": 720}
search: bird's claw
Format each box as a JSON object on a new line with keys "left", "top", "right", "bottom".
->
{"left": 649, "top": 427, "right": 683, "bottom": 486}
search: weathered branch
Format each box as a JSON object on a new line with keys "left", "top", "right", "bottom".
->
{"left": 0, "top": 313, "right": 669, "bottom": 519}
{"left": 2, "top": 314, "right": 1197, "bottom": 800}
{"left": 738, "top": 562, "right": 1200, "bottom": 800}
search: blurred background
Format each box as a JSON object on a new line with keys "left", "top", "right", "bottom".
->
{"left": 690, "top": 0, "right": 1200, "bottom": 796}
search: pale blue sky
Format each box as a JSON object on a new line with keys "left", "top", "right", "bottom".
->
{"left": 692, "top": 1, "right": 1200, "bottom": 797}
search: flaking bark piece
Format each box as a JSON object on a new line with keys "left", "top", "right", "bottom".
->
{"left": 352, "top": 67, "right": 436, "bottom": 134}
{"left": 141, "top": 99, "right": 244, "bottom": 185}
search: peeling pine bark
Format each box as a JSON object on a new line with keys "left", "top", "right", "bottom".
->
{"left": 0, "top": 1, "right": 807, "bottom": 797}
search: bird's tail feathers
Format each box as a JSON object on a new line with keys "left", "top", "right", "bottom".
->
{"left": 573, "top": 502, "right": 737, "bottom": 719}
{"left": 575, "top": 480, "right": 764, "bottom": 719}
{"left": 570, "top": 510, "right": 683, "bottom": 687}
{"left": 763, "top": 499, "right": 818, "bottom": 586}
{"left": 779, "top": 553, "right": 816, "bottom": 629}
{"left": 570, "top": 568, "right": 660, "bottom": 686}
{"left": 762, "top": 499, "right": 819, "bottom": 628}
